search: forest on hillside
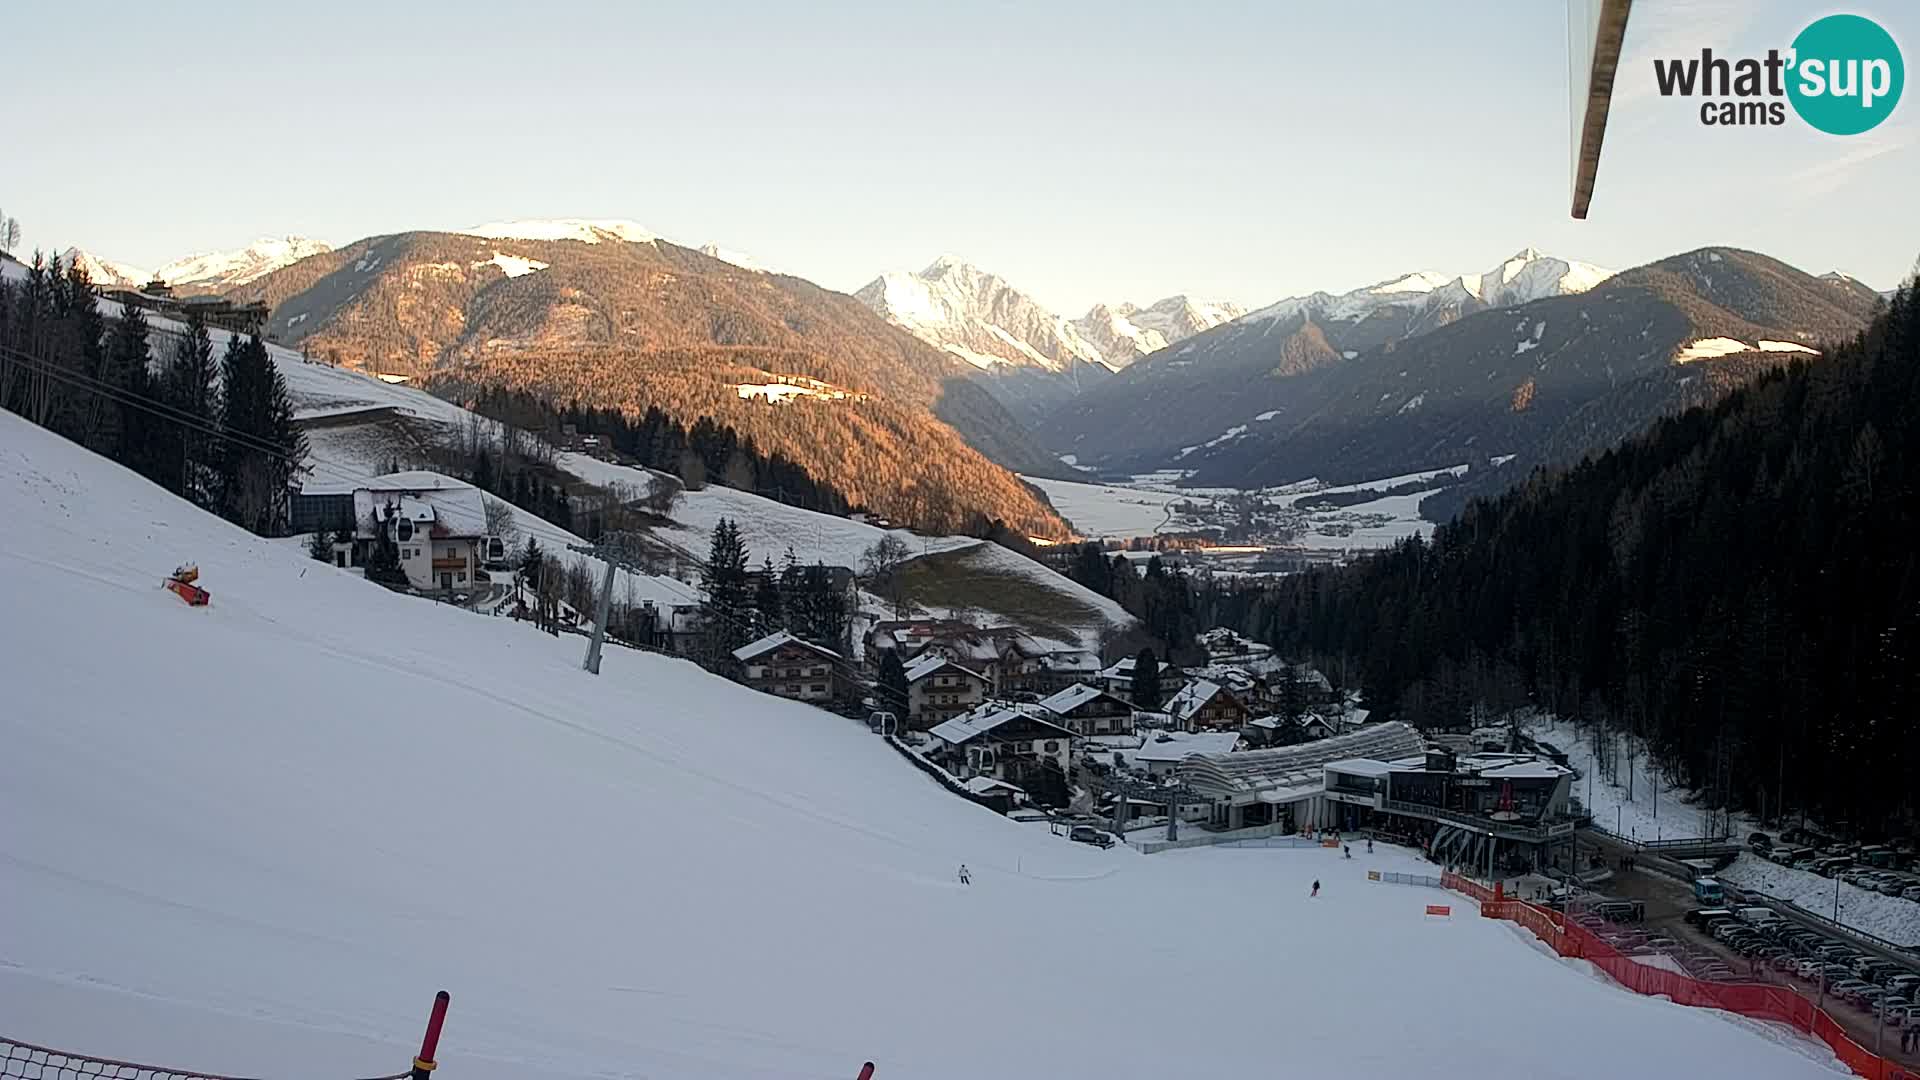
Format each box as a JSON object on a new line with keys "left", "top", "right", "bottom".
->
{"left": 1227, "top": 273, "right": 1918, "bottom": 833}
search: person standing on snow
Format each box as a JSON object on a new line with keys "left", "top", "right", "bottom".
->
{"left": 1311, "top": 880, "right": 1320, "bottom": 898}
{"left": 958, "top": 864, "right": 971, "bottom": 885}
{"left": 1367, "top": 837, "right": 1374, "bottom": 854}
{"left": 1344, "top": 844, "right": 1352, "bottom": 859}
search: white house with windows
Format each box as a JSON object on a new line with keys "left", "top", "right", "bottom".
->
{"left": 347, "top": 473, "right": 503, "bottom": 593}
{"left": 927, "top": 703, "right": 1075, "bottom": 796}
{"left": 733, "top": 631, "right": 844, "bottom": 704}
{"left": 904, "top": 654, "right": 989, "bottom": 730}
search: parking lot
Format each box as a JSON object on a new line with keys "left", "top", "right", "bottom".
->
{"left": 1577, "top": 839, "right": 1920, "bottom": 1063}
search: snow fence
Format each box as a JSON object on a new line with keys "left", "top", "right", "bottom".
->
{"left": 1441, "top": 874, "right": 1920, "bottom": 1080}
{"left": 0, "top": 1036, "right": 412, "bottom": 1080}
{"left": 2, "top": 991, "right": 450, "bottom": 1080}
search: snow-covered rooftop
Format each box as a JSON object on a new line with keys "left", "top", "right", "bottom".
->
{"left": 1167, "top": 679, "right": 1227, "bottom": 722}
{"left": 732, "top": 630, "right": 841, "bottom": 663}
{"left": 1325, "top": 758, "right": 1397, "bottom": 778}
{"left": 1130, "top": 732, "right": 1241, "bottom": 763}
{"left": 1037, "top": 682, "right": 1116, "bottom": 715}
{"left": 904, "top": 654, "right": 985, "bottom": 684}
{"left": 928, "top": 705, "right": 1069, "bottom": 747}
{"left": 1178, "top": 722, "right": 1427, "bottom": 799}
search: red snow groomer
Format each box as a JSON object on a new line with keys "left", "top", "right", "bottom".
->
{"left": 165, "top": 563, "right": 210, "bottom": 606}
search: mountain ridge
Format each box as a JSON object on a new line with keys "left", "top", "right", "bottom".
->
{"left": 1178, "top": 247, "right": 1883, "bottom": 494}
{"left": 230, "top": 230, "right": 1073, "bottom": 536}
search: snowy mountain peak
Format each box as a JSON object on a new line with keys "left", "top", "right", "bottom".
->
{"left": 1071, "top": 294, "right": 1247, "bottom": 368}
{"left": 1249, "top": 249, "right": 1612, "bottom": 328}
{"left": 855, "top": 259, "right": 1105, "bottom": 374}
{"left": 924, "top": 252, "right": 977, "bottom": 275}
{"left": 462, "top": 219, "right": 657, "bottom": 245}
{"left": 61, "top": 248, "right": 151, "bottom": 289}
{"left": 153, "top": 236, "right": 332, "bottom": 290}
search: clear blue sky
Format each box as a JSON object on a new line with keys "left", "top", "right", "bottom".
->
{"left": 7, "top": 1, "right": 1915, "bottom": 311}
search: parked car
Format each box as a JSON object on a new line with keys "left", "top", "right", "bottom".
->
{"left": 1833, "top": 980, "right": 1873, "bottom": 1004}
{"left": 1902, "top": 886, "right": 1920, "bottom": 902}
{"left": 1068, "top": 824, "right": 1115, "bottom": 849}
{"left": 1885, "top": 974, "right": 1920, "bottom": 996}
{"left": 1797, "top": 958, "right": 1825, "bottom": 979}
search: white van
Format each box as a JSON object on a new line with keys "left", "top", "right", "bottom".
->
{"left": 1737, "top": 905, "right": 1779, "bottom": 926}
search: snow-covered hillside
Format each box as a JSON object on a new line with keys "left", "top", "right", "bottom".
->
{"left": 0, "top": 411, "right": 1847, "bottom": 1079}
{"left": 1246, "top": 247, "right": 1612, "bottom": 327}
{"left": 555, "top": 452, "right": 975, "bottom": 569}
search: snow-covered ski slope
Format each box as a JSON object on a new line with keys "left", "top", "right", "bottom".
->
{"left": 554, "top": 452, "right": 978, "bottom": 570}
{"left": 0, "top": 414, "right": 1846, "bottom": 1079}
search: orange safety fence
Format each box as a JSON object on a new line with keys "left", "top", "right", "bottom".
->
{"left": 1463, "top": 886, "right": 1920, "bottom": 1080}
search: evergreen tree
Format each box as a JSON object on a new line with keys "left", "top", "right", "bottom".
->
{"left": 1275, "top": 664, "right": 1307, "bottom": 723}
{"left": 102, "top": 305, "right": 151, "bottom": 469}
{"left": 778, "top": 545, "right": 805, "bottom": 631}
{"left": 700, "top": 517, "right": 753, "bottom": 663}
{"left": 753, "top": 556, "right": 784, "bottom": 636}
{"left": 216, "top": 334, "right": 304, "bottom": 534}
{"left": 805, "top": 562, "right": 848, "bottom": 651}
{"left": 309, "top": 529, "right": 334, "bottom": 562}
{"left": 877, "top": 649, "right": 910, "bottom": 720}
{"left": 161, "top": 313, "right": 219, "bottom": 505}
{"left": 1131, "top": 647, "right": 1163, "bottom": 710}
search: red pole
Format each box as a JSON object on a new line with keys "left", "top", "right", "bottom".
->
{"left": 856, "top": 1063, "right": 875, "bottom": 1079}
{"left": 412, "top": 991, "right": 451, "bottom": 1080}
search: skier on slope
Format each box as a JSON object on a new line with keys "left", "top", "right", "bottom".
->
{"left": 957, "top": 864, "right": 971, "bottom": 885}
{"left": 1311, "top": 880, "right": 1320, "bottom": 898}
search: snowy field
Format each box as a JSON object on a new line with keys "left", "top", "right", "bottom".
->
{"left": 0, "top": 412, "right": 1848, "bottom": 1080}
{"left": 1022, "top": 466, "right": 1456, "bottom": 551}
{"left": 1021, "top": 474, "right": 1179, "bottom": 538}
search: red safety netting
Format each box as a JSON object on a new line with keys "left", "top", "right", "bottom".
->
{"left": 1463, "top": 887, "right": 1920, "bottom": 1080}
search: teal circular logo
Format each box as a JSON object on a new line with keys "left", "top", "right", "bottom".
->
{"left": 1787, "top": 14, "right": 1903, "bottom": 134}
